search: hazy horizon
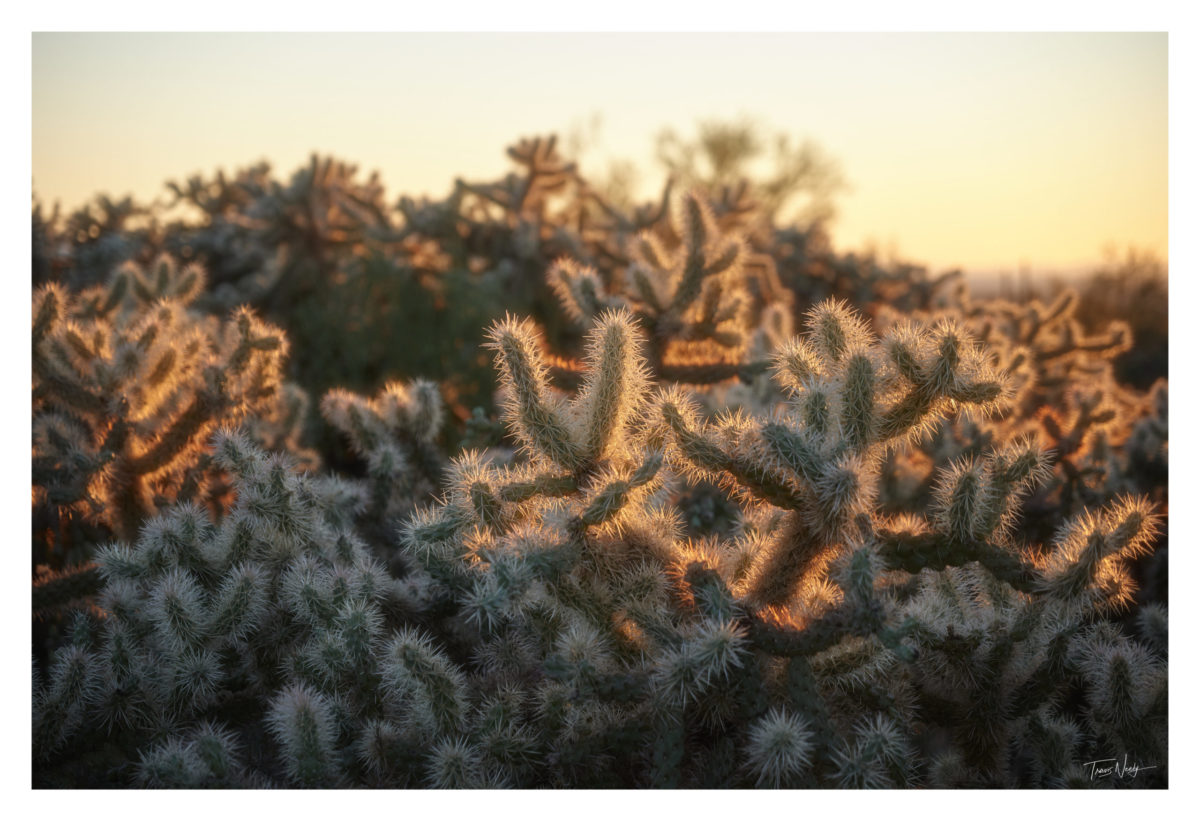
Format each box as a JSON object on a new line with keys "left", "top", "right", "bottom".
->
{"left": 32, "top": 32, "right": 1167, "bottom": 278}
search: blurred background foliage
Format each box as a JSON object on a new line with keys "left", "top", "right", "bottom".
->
{"left": 32, "top": 120, "right": 1167, "bottom": 450}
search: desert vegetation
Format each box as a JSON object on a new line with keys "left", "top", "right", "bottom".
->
{"left": 32, "top": 132, "right": 1167, "bottom": 788}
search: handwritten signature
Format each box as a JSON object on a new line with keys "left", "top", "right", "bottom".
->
{"left": 1081, "top": 754, "right": 1158, "bottom": 781}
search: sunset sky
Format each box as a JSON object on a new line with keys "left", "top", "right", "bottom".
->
{"left": 32, "top": 32, "right": 1166, "bottom": 278}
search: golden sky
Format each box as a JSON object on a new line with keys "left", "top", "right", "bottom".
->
{"left": 32, "top": 32, "right": 1166, "bottom": 277}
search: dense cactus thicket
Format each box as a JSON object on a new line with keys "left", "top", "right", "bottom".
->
{"left": 32, "top": 136, "right": 1167, "bottom": 789}
{"left": 32, "top": 256, "right": 300, "bottom": 628}
{"left": 33, "top": 258, "right": 291, "bottom": 530}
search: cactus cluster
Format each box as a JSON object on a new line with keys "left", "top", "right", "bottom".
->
{"left": 548, "top": 190, "right": 793, "bottom": 387}
{"left": 33, "top": 256, "right": 291, "bottom": 557}
{"left": 34, "top": 137, "right": 956, "bottom": 421}
{"left": 34, "top": 296, "right": 1167, "bottom": 788}
{"left": 875, "top": 281, "right": 1168, "bottom": 544}
{"left": 35, "top": 432, "right": 393, "bottom": 786}
{"left": 32, "top": 135, "right": 1167, "bottom": 789}
{"left": 320, "top": 379, "right": 446, "bottom": 529}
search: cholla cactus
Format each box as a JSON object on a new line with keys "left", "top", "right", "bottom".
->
{"left": 660, "top": 299, "right": 1009, "bottom": 608}
{"left": 33, "top": 194, "right": 155, "bottom": 290}
{"left": 31, "top": 136, "right": 1166, "bottom": 789}
{"left": 1125, "top": 378, "right": 1168, "bottom": 479}
{"left": 653, "top": 301, "right": 1163, "bottom": 785}
{"left": 397, "top": 309, "right": 774, "bottom": 785}
{"left": 321, "top": 379, "right": 445, "bottom": 523}
{"left": 873, "top": 279, "right": 1166, "bottom": 544}
{"left": 34, "top": 431, "right": 527, "bottom": 788}
{"left": 743, "top": 707, "right": 814, "bottom": 787}
{"left": 456, "top": 136, "right": 578, "bottom": 221}
{"left": 887, "top": 282, "right": 1129, "bottom": 397}
{"left": 1044, "top": 375, "right": 1169, "bottom": 520}
{"left": 548, "top": 191, "right": 791, "bottom": 388}
{"left": 244, "top": 382, "right": 320, "bottom": 473}
{"left": 390, "top": 305, "right": 1164, "bottom": 787}
{"left": 168, "top": 154, "right": 393, "bottom": 311}
{"left": 35, "top": 432, "right": 391, "bottom": 785}
{"left": 874, "top": 282, "right": 1132, "bottom": 436}
{"left": 398, "top": 134, "right": 608, "bottom": 284}
{"left": 32, "top": 256, "right": 289, "bottom": 547}
{"left": 398, "top": 307, "right": 672, "bottom": 620}
{"left": 34, "top": 302, "right": 1165, "bottom": 787}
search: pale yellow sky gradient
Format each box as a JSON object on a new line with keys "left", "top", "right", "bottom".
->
{"left": 32, "top": 32, "right": 1166, "bottom": 277}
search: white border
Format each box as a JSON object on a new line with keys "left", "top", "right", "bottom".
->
{"left": 6, "top": 2, "right": 1194, "bottom": 814}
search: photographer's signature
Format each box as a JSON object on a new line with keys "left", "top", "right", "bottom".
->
{"left": 1081, "top": 754, "right": 1158, "bottom": 781}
